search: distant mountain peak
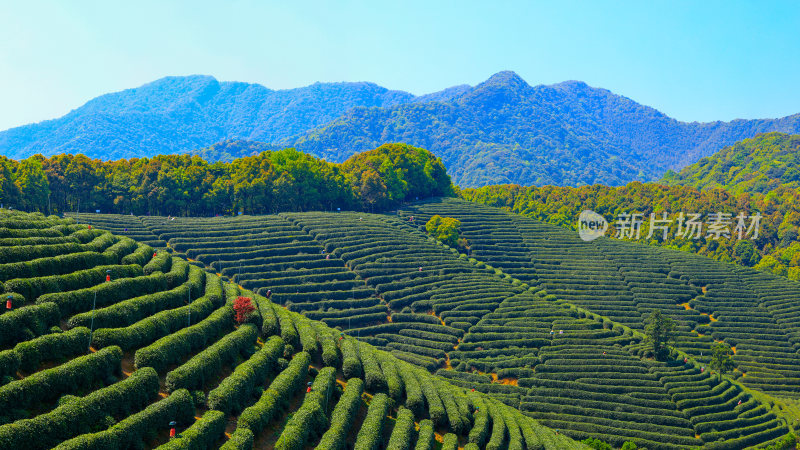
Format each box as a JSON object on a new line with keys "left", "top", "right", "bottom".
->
{"left": 478, "top": 70, "right": 529, "bottom": 89}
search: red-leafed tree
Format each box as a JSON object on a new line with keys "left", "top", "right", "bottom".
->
{"left": 233, "top": 296, "right": 255, "bottom": 324}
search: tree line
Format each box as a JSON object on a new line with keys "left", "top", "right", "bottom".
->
{"left": 0, "top": 143, "right": 453, "bottom": 216}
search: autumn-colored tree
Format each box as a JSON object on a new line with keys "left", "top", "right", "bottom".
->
{"left": 426, "top": 215, "right": 462, "bottom": 247}
{"left": 233, "top": 296, "right": 256, "bottom": 324}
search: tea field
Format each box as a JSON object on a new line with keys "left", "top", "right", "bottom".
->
{"left": 71, "top": 204, "right": 800, "bottom": 449}
{"left": 0, "top": 209, "right": 580, "bottom": 449}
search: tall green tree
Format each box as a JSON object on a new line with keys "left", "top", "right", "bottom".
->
{"left": 644, "top": 310, "right": 675, "bottom": 361}
{"left": 426, "top": 215, "right": 462, "bottom": 247}
{"left": 709, "top": 343, "right": 735, "bottom": 375}
{"left": 14, "top": 157, "right": 50, "bottom": 212}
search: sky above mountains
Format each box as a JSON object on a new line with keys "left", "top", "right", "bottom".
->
{"left": 1, "top": 0, "right": 799, "bottom": 131}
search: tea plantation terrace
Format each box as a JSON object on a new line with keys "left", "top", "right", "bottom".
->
{"left": 0, "top": 209, "right": 580, "bottom": 449}
{"left": 76, "top": 208, "right": 798, "bottom": 449}
{"left": 403, "top": 198, "right": 800, "bottom": 400}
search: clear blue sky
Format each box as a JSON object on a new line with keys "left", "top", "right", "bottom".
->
{"left": 1, "top": 0, "right": 798, "bottom": 130}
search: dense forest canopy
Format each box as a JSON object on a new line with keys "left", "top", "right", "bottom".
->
{"left": 663, "top": 132, "right": 800, "bottom": 194}
{"left": 0, "top": 143, "right": 452, "bottom": 216}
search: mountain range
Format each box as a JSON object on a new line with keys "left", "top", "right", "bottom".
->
{"left": 2, "top": 71, "right": 799, "bottom": 187}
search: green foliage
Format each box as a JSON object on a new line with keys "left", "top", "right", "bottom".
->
{"left": 664, "top": 133, "right": 800, "bottom": 194}
{"left": 2, "top": 143, "right": 453, "bottom": 216}
{"left": 164, "top": 323, "right": 258, "bottom": 392}
{"left": 235, "top": 351, "right": 311, "bottom": 436}
{"left": 0, "top": 301, "right": 60, "bottom": 348}
{"left": 709, "top": 342, "right": 735, "bottom": 375}
{"left": 425, "top": 215, "right": 462, "bottom": 247}
{"left": 316, "top": 378, "right": 364, "bottom": 450}
{"left": 0, "top": 346, "right": 122, "bottom": 413}
{"left": 0, "top": 367, "right": 158, "bottom": 450}
{"left": 581, "top": 438, "right": 612, "bottom": 450}
{"left": 386, "top": 407, "right": 415, "bottom": 450}
{"left": 206, "top": 335, "right": 283, "bottom": 414}
{"left": 53, "top": 389, "right": 195, "bottom": 449}
{"left": 644, "top": 310, "right": 675, "bottom": 361}
{"left": 157, "top": 409, "right": 226, "bottom": 450}
{"left": 274, "top": 366, "right": 336, "bottom": 450}
{"left": 342, "top": 143, "right": 452, "bottom": 210}
{"left": 414, "top": 420, "right": 435, "bottom": 450}
{"left": 354, "top": 393, "right": 390, "bottom": 450}
{"left": 134, "top": 302, "right": 234, "bottom": 373}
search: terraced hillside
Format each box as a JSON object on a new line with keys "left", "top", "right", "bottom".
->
{"left": 0, "top": 209, "right": 580, "bottom": 450}
{"left": 403, "top": 198, "right": 800, "bottom": 402}
{"left": 78, "top": 209, "right": 798, "bottom": 448}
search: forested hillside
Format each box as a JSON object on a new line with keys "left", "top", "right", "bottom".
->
{"left": 3, "top": 72, "right": 799, "bottom": 187}
{"left": 77, "top": 203, "right": 800, "bottom": 449}
{"left": 0, "top": 143, "right": 452, "bottom": 216}
{"left": 186, "top": 140, "right": 281, "bottom": 162}
{"left": 0, "top": 208, "right": 581, "bottom": 449}
{"left": 0, "top": 75, "right": 460, "bottom": 161}
{"left": 663, "top": 132, "right": 800, "bottom": 194}
{"left": 290, "top": 72, "right": 800, "bottom": 187}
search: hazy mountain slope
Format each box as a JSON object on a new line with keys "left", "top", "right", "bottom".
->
{"left": 290, "top": 71, "right": 800, "bottom": 187}
{"left": 2, "top": 72, "right": 799, "bottom": 187}
{"left": 0, "top": 76, "right": 420, "bottom": 160}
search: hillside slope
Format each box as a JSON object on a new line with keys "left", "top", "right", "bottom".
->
{"left": 0, "top": 209, "right": 581, "bottom": 449}
{"left": 290, "top": 72, "right": 800, "bottom": 187}
{"left": 3, "top": 72, "right": 799, "bottom": 187}
{"left": 78, "top": 206, "right": 799, "bottom": 449}
{"left": 403, "top": 199, "right": 800, "bottom": 398}
{"left": 0, "top": 75, "right": 428, "bottom": 161}
{"left": 663, "top": 132, "right": 800, "bottom": 194}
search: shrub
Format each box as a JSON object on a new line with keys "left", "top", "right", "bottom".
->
{"left": 165, "top": 324, "right": 258, "bottom": 392}
{"left": 135, "top": 303, "right": 234, "bottom": 373}
{"left": 0, "top": 345, "right": 122, "bottom": 412}
{"left": 91, "top": 295, "right": 216, "bottom": 351}
{"left": 316, "top": 378, "right": 364, "bottom": 450}
{"left": 0, "top": 367, "right": 158, "bottom": 450}
{"left": 354, "top": 393, "right": 390, "bottom": 450}
{"left": 0, "top": 302, "right": 60, "bottom": 348}
{"left": 386, "top": 407, "right": 415, "bottom": 450}
{"left": 144, "top": 251, "right": 172, "bottom": 275}
{"left": 274, "top": 366, "right": 336, "bottom": 450}
{"left": 414, "top": 420, "right": 435, "bottom": 450}
{"left": 233, "top": 296, "right": 255, "bottom": 324}
{"left": 157, "top": 410, "right": 226, "bottom": 450}
{"left": 236, "top": 352, "right": 311, "bottom": 436}
{"left": 207, "top": 335, "right": 284, "bottom": 414}
{"left": 219, "top": 428, "right": 254, "bottom": 450}
{"left": 441, "top": 433, "right": 459, "bottom": 450}
{"left": 359, "top": 343, "right": 387, "bottom": 393}
{"left": 341, "top": 338, "right": 363, "bottom": 379}
{"left": 53, "top": 389, "right": 195, "bottom": 449}
{"left": 13, "top": 326, "right": 90, "bottom": 372}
